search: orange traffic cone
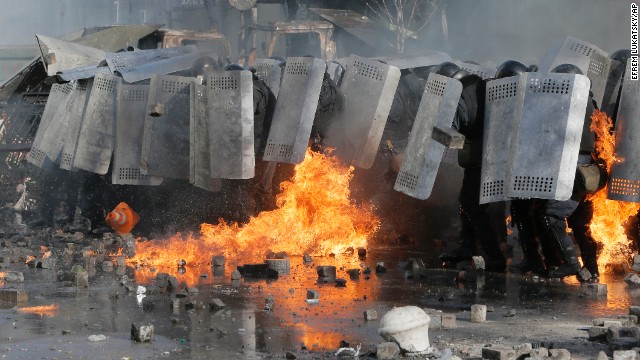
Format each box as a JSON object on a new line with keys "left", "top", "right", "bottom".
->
{"left": 105, "top": 202, "right": 140, "bottom": 234}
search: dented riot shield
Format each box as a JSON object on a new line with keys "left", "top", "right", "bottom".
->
{"left": 190, "top": 81, "right": 221, "bottom": 192}
{"left": 336, "top": 55, "right": 400, "bottom": 169}
{"left": 608, "top": 59, "right": 640, "bottom": 202}
{"left": 60, "top": 80, "right": 92, "bottom": 170}
{"left": 206, "top": 70, "right": 255, "bottom": 179}
{"left": 105, "top": 46, "right": 201, "bottom": 83}
{"left": 480, "top": 73, "right": 590, "bottom": 203}
{"left": 141, "top": 75, "right": 192, "bottom": 179}
{"left": 452, "top": 60, "right": 496, "bottom": 80}
{"left": 254, "top": 58, "right": 282, "bottom": 98}
{"left": 28, "top": 82, "right": 75, "bottom": 169}
{"left": 73, "top": 73, "right": 120, "bottom": 174}
{"left": 480, "top": 76, "right": 521, "bottom": 204}
{"left": 394, "top": 74, "right": 463, "bottom": 200}
{"left": 538, "top": 36, "right": 611, "bottom": 107}
{"left": 36, "top": 34, "right": 107, "bottom": 76}
{"left": 112, "top": 84, "right": 162, "bottom": 186}
{"left": 263, "top": 57, "right": 326, "bottom": 164}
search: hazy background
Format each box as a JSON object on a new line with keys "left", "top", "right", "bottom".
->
{"left": 0, "top": 0, "right": 631, "bottom": 65}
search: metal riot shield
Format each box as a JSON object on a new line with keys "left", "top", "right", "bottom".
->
{"left": 73, "top": 73, "right": 120, "bottom": 174}
{"left": 141, "top": 75, "right": 192, "bottom": 179}
{"left": 28, "top": 82, "right": 75, "bottom": 169}
{"left": 509, "top": 72, "right": 590, "bottom": 200}
{"left": 36, "top": 34, "right": 107, "bottom": 76}
{"left": 375, "top": 52, "right": 452, "bottom": 70}
{"left": 608, "top": 59, "right": 640, "bottom": 202}
{"left": 190, "top": 81, "right": 222, "bottom": 192}
{"left": 254, "top": 58, "right": 282, "bottom": 99}
{"left": 538, "top": 36, "right": 611, "bottom": 106}
{"left": 112, "top": 84, "right": 163, "bottom": 186}
{"left": 394, "top": 74, "right": 462, "bottom": 199}
{"left": 105, "top": 46, "right": 201, "bottom": 83}
{"left": 480, "top": 76, "right": 522, "bottom": 204}
{"left": 263, "top": 57, "right": 326, "bottom": 164}
{"left": 452, "top": 60, "right": 496, "bottom": 80}
{"left": 207, "top": 70, "right": 255, "bottom": 179}
{"left": 61, "top": 80, "right": 92, "bottom": 170}
{"left": 337, "top": 55, "right": 401, "bottom": 169}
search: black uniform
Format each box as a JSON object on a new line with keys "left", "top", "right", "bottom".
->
{"left": 443, "top": 75, "right": 507, "bottom": 272}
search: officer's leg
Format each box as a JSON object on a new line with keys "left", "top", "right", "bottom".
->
{"left": 510, "top": 199, "right": 546, "bottom": 274}
{"left": 536, "top": 199, "right": 581, "bottom": 278}
{"left": 568, "top": 199, "right": 599, "bottom": 279}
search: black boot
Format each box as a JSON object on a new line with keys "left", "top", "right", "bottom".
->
{"left": 540, "top": 215, "right": 581, "bottom": 278}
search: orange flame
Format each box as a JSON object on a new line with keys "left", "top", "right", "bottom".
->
{"left": 127, "top": 150, "right": 380, "bottom": 285}
{"left": 24, "top": 255, "right": 35, "bottom": 264}
{"left": 40, "top": 246, "right": 51, "bottom": 259}
{"left": 17, "top": 304, "right": 58, "bottom": 317}
{"left": 587, "top": 110, "right": 640, "bottom": 274}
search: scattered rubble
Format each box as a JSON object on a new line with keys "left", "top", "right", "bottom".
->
{"left": 307, "top": 289, "right": 319, "bottom": 300}
{"left": 364, "top": 309, "right": 377, "bottom": 321}
{"left": 472, "top": 256, "right": 485, "bottom": 271}
{"left": 625, "top": 273, "right": 640, "bottom": 286}
{"left": 0, "top": 271, "right": 23, "bottom": 282}
{"left": 209, "top": 298, "right": 225, "bottom": 310}
{"left": 316, "top": 266, "right": 337, "bottom": 282}
{"left": 88, "top": 334, "right": 107, "bottom": 342}
{"left": 237, "top": 264, "right": 278, "bottom": 279}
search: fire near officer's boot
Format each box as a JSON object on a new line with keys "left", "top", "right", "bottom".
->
{"left": 540, "top": 215, "right": 581, "bottom": 278}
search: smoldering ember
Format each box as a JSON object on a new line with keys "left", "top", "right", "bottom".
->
{"left": 0, "top": 1, "right": 639, "bottom": 360}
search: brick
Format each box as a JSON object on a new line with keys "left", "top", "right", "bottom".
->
{"left": 472, "top": 256, "right": 485, "bottom": 270}
{"left": 584, "top": 283, "right": 608, "bottom": 297}
{"left": 0, "top": 289, "right": 27, "bottom": 303}
{"left": 481, "top": 346, "right": 516, "bottom": 360}
{"left": 549, "top": 349, "right": 571, "bottom": 360}
{"left": 589, "top": 326, "right": 608, "bottom": 341}
{"left": 513, "top": 343, "right": 532, "bottom": 357}
{"left": 442, "top": 314, "right": 456, "bottom": 328}
{"left": 75, "top": 272, "right": 89, "bottom": 288}
{"left": 429, "top": 314, "right": 442, "bottom": 328}
{"left": 530, "top": 348, "right": 549, "bottom": 357}
{"left": 307, "top": 289, "right": 319, "bottom": 299}
{"left": 614, "top": 350, "right": 638, "bottom": 360}
{"left": 364, "top": 309, "right": 377, "bottom": 321}
{"left": 376, "top": 342, "right": 400, "bottom": 360}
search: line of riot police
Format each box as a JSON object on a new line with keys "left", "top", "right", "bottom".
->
{"left": 26, "top": 36, "right": 640, "bottom": 283}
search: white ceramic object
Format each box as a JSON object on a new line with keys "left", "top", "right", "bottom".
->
{"left": 378, "top": 306, "right": 431, "bottom": 352}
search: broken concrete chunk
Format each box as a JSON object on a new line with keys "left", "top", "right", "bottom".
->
{"left": 209, "top": 298, "right": 225, "bottom": 310}
{"left": 0, "top": 271, "right": 24, "bottom": 282}
{"left": 364, "top": 309, "right": 377, "bottom": 321}
{"left": 131, "top": 323, "right": 154, "bottom": 342}
{"left": 470, "top": 304, "right": 487, "bottom": 323}
{"left": 237, "top": 264, "right": 278, "bottom": 279}
{"left": 625, "top": 273, "right": 640, "bottom": 286}
{"left": 583, "top": 283, "right": 608, "bottom": 297}
{"left": 316, "top": 266, "right": 337, "bottom": 282}
{"left": 303, "top": 254, "right": 313, "bottom": 263}
{"left": 482, "top": 346, "right": 516, "bottom": 360}
{"left": 307, "top": 289, "right": 319, "bottom": 300}
{"left": 347, "top": 269, "right": 360, "bottom": 278}
{"left": 231, "top": 270, "right": 242, "bottom": 280}
{"left": 530, "top": 348, "right": 549, "bottom": 357}
{"left": 613, "top": 350, "right": 638, "bottom": 360}
{"left": 335, "top": 278, "right": 347, "bottom": 287}
{"left": 442, "top": 313, "right": 456, "bottom": 328}
{"left": 589, "top": 326, "right": 608, "bottom": 341}
{"left": 375, "top": 262, "right": 387, "bottom": 273}
{"left": 266, "top": 258, "right": 290, "bottom": 275}
{"left": 548, "top": 348, "right": 571, "bottom": 360}
{"left": 472, "top": 256, "right": 485, "bottom": 270}
{"left": 88, "top": 334, "right": 107, "bottom": 342}
{"left": 212, "top": 255, "right": 225, "bottom": 266}
{"left": 376, "top": 342, "right": 400, "bottom": 360}
{"left": 378, "top": 306, "right": 430, "bottom": 352}
{"left": 75, "top": 272, "right": 89, "bottom": 288}
{"left": 632, "top": 254, "right": 640, "bottom": 272}
{"left": 264, "top": 295, "right": 274, "bottom": 311}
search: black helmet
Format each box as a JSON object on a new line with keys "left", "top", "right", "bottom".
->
{"left": 432, "top": 62, "right": 460, "bottom": 78}
{"left": 551, "top": 63, "right": 583, "bottom": 75}
{"left": 495, "top": 60, "right": 527, "bottom": 79}
{"left": 452, "top": 69, "right": 471, "bottom": 81}
{"left": 192, "top": 56, "right": 220, "bottom": 76}
{"left": 412, "top": 65, "right": 436, "bottom": 79}
{"left": 527, "top": 64, "right": 538, "bottom": 72}
{"left": 224, "top": 64, "right": 244, "bottom": 71}
{"left": 611, "top": 49, "right": 631, "bottom": 63}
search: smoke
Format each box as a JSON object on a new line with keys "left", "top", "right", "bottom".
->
{"left": 413, "top": 0, "right": 631, "bottom": 67}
